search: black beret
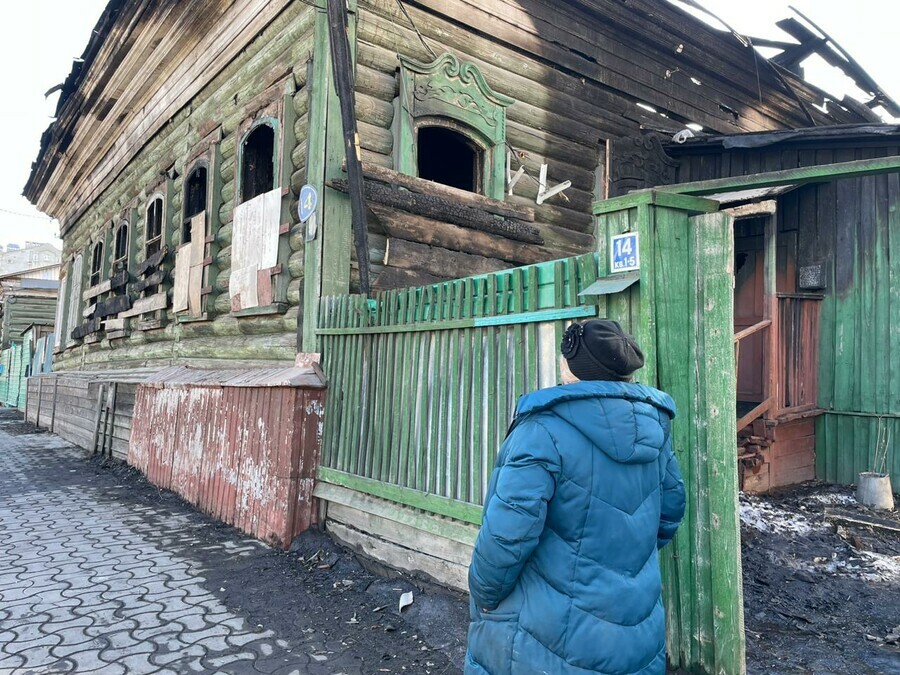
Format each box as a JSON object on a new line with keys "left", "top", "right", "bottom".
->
{"left": 561, "top": 319, "right": 644, "bottom": 381}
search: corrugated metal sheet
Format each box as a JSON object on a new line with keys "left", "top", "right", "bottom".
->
{"left": 129, "top": 363, "right": 326, "bottom": 547}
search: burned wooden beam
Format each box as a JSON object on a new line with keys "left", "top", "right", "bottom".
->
{"left": 136, "top": 246, "right": 168, "bottom": 276}
{"left": 327, "top": 0, "right": 371, "bottom": 295}
{"left": 328, "top": 178, "right": 544, "bottom": 245}
{"left": 348, "top": 161, "right": 535, "bottom": 222}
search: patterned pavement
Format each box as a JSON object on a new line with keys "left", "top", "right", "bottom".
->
{"left": 0, "top": 412, "right": 463, "bottom": 674}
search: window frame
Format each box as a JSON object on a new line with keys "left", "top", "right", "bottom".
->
{"left": 145, "top": 193, "right": 165, "bottom": 259}
{"left": 394, "top": 53, "right": 514, "bottom": 201}
{"left": 237, "top": 117, "right": 280, "bottom": 205}
{"left": 89, "top": 240, "right": 104, "bottom": 288}
{"left": 182, "top": 160, "right": 210, "bottom": 244}
{"left": 113, "top": 219, "right": 130, "bottom": 272}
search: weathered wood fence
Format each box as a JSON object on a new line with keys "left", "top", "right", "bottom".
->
{"left": 317, "top": 254, "right": 601, "bottom": 522}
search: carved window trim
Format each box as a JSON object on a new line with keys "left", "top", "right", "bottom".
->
{"left": 394, "top": 52, "right": 514, "bottom": 201}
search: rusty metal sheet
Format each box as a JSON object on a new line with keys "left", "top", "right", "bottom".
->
{"left": 127, "top": 370, "right": 327, "bottom": 548}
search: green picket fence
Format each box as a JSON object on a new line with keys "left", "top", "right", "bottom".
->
{"left": 0, "top": 344, "right": 27, "bottom": 408}
{"left": 317, "top": 253, "right": 601, "bottom": 523}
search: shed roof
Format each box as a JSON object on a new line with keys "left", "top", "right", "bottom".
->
{"left": 145, "top": 365, "right": 326, "bottom": 389}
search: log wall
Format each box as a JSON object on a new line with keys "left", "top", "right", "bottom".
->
{"left": 54, "top": 1, "right": 315, "bottom": 372}
{"left": 348, "top": 0, "right": 865, "bottom": 293}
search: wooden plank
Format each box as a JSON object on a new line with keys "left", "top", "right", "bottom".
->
{"left": 119, "top": 293, "right": 168, "bottom": 318}
{"left": 327, "top": 501, "right": 473, "bottom": 567}
{"left": 384, "top": 238, "right": 511, "bottom": 279}
{"left": 665, "top": 155, "right": 900, "bottom": 197}
{"left": 369, "top": 204, "right": 558, "bottom": 265}
{"left": 325, "top": 520, "right": 468, "bottom": 591}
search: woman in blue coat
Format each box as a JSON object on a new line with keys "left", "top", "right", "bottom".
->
{"left": 466, "top": 319, "right": 686, "bottom": 675}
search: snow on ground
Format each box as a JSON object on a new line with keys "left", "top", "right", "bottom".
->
{"left": 740, "top": 489, "right": 900, "bottom": 583}
{"left": 739, "top": 494, "right": 823, "bottom": 535}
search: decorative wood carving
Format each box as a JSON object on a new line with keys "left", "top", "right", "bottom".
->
{"left": 608, "top": 133, "right": 680, "bottom": 197}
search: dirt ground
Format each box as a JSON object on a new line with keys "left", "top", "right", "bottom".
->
{"left": 741, "top": 483, "right": 900, "bottom": 674}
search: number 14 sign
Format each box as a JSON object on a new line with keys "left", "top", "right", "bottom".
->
{"left": 610, "top": 232, "right": 639, "bottom": 273}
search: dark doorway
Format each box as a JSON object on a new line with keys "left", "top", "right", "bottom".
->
{"left": 417, "top": 126, "right": 481, "bottom": 193}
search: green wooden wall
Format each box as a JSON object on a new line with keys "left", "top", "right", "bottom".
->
{"left": 668, "top": 143, "right": 900, "bottom": 488}
{"left": 816, "top": 171, "right": 900, "bottom": 486}
{"left": 56, "top": 2, "right": 315, "bottom": 371}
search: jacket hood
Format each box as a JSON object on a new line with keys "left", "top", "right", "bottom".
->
{"left": 514, "top": 381, "right": 676, "bottom": 465}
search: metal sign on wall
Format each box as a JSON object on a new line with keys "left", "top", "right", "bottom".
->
{"left": 610, "top": 232, "right": 640, "bottom": 273}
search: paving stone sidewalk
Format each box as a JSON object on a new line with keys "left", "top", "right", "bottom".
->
{"left": 0, "top": 410, "right": 468, "bottom": 674}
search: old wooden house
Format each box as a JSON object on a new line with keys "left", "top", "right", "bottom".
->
{"left": 23, "top": 1, "right": 899, "bottom": 673}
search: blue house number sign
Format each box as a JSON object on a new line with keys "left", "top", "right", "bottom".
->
{"left": 610, "top": 232, "right": 640, "bottom": 273}
{"left": 298, "top": 185, "right": 318, "bottom": 223}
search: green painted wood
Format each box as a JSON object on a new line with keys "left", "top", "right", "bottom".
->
{"left": 317, "top": 467, "right": 483, "bottom": 524}
{"left": 662, "top": 155, "right": 900, "bottom": 197}
{"left": 593, "top": 189, "right": 720, "bottom": 215}
{"left": 313, "top": 481, "right": 478, "bottom": 546}
{"left": 394, "top": 53, "right": 513, "bottom": 200}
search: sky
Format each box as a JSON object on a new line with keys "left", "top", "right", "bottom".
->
{"left": 1, "top": 1, "right": 899, "bottom": 250}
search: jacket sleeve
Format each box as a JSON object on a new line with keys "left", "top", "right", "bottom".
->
{"left": 658, "top": 426, "right": 686, "bottom": 549}
{"left": 468, "top": 420, "right": 561, "bottom": 611}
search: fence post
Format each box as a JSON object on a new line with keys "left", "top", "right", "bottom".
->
{"left": 595, "top": 191, "right": 744, "bottom": 675}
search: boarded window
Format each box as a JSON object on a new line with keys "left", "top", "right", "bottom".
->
{"left": 90, "top": 241, "right": 104, "bottom": 287}
{"left": 146, "top": 197, "right": 164, "bottom": 257}
{"left": 113, "top": 222, "right": 129, "bottom": 271}
{"left": 240, "top": 124, "right": 275, "bottom": 203}
{"left": 183, "top": 166, "right": 208, "bottom": 243}
{"left": 417, "top": 126, "right": 482, "bottom": 193}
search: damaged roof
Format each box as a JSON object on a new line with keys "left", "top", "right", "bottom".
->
{"left": 24, "top": 0, "right": 894, "bottom": 228}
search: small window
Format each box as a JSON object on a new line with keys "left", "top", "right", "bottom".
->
{"left": 417, "top": 126, "right": 482, "bottom": 193}
{"left": 146, "top": 197, "right": 164, "bottom": 257}
{"left": 240, "top": 123, "right": 275, "bottom": 203}
{"left": 113, "top": 222, "right": 129, "bottom": 271}
{"left": 183, "top": 165, "right": 208, "bottom": 243}
{"left": 90, "top": 241, "right": 104, "bottom": 287}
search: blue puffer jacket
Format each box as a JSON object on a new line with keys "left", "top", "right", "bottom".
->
{"left": 466, "top": 381, "right": 685, "bottom": 675}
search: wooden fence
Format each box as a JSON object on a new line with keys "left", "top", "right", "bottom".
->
{"left": 0, "top": 344, "right": 28, "bottom": 409}
{"left": 317, "top": 254, "right": 601, "bottom": 523}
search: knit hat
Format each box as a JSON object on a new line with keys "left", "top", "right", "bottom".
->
{"left": 560, "top": 319, "right": 644, "bottom": 381}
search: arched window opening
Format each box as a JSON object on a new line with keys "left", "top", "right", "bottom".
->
{"left": 183, "top": 166, "right": 208, "bottom": 243}
{"left": 146, "top": 197, "right": 164, "bottom": 257}
{"left": 90, "top": 241, "right": 104, "bottom": 287}
{"left": 113, "top": 222, "right": 129, "bottom": 271}
{"left": 240, "top": 123, "right": 275, "bottom": 203}
{"left": 417, "top": 126, "right": 482, "bottom": 193}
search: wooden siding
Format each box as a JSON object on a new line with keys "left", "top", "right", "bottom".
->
{"left": 53, "top": 1, "right": 315, "bottom": 372}
{"left": 670, "top": 141, "right": 900, "bottom": 487}
{"left": 1, "top": 295, "right": 58, "bottom": 350}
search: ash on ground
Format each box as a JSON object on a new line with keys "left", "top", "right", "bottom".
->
{"left": 741, "top": 482, "right": 900, "bottom": 674}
